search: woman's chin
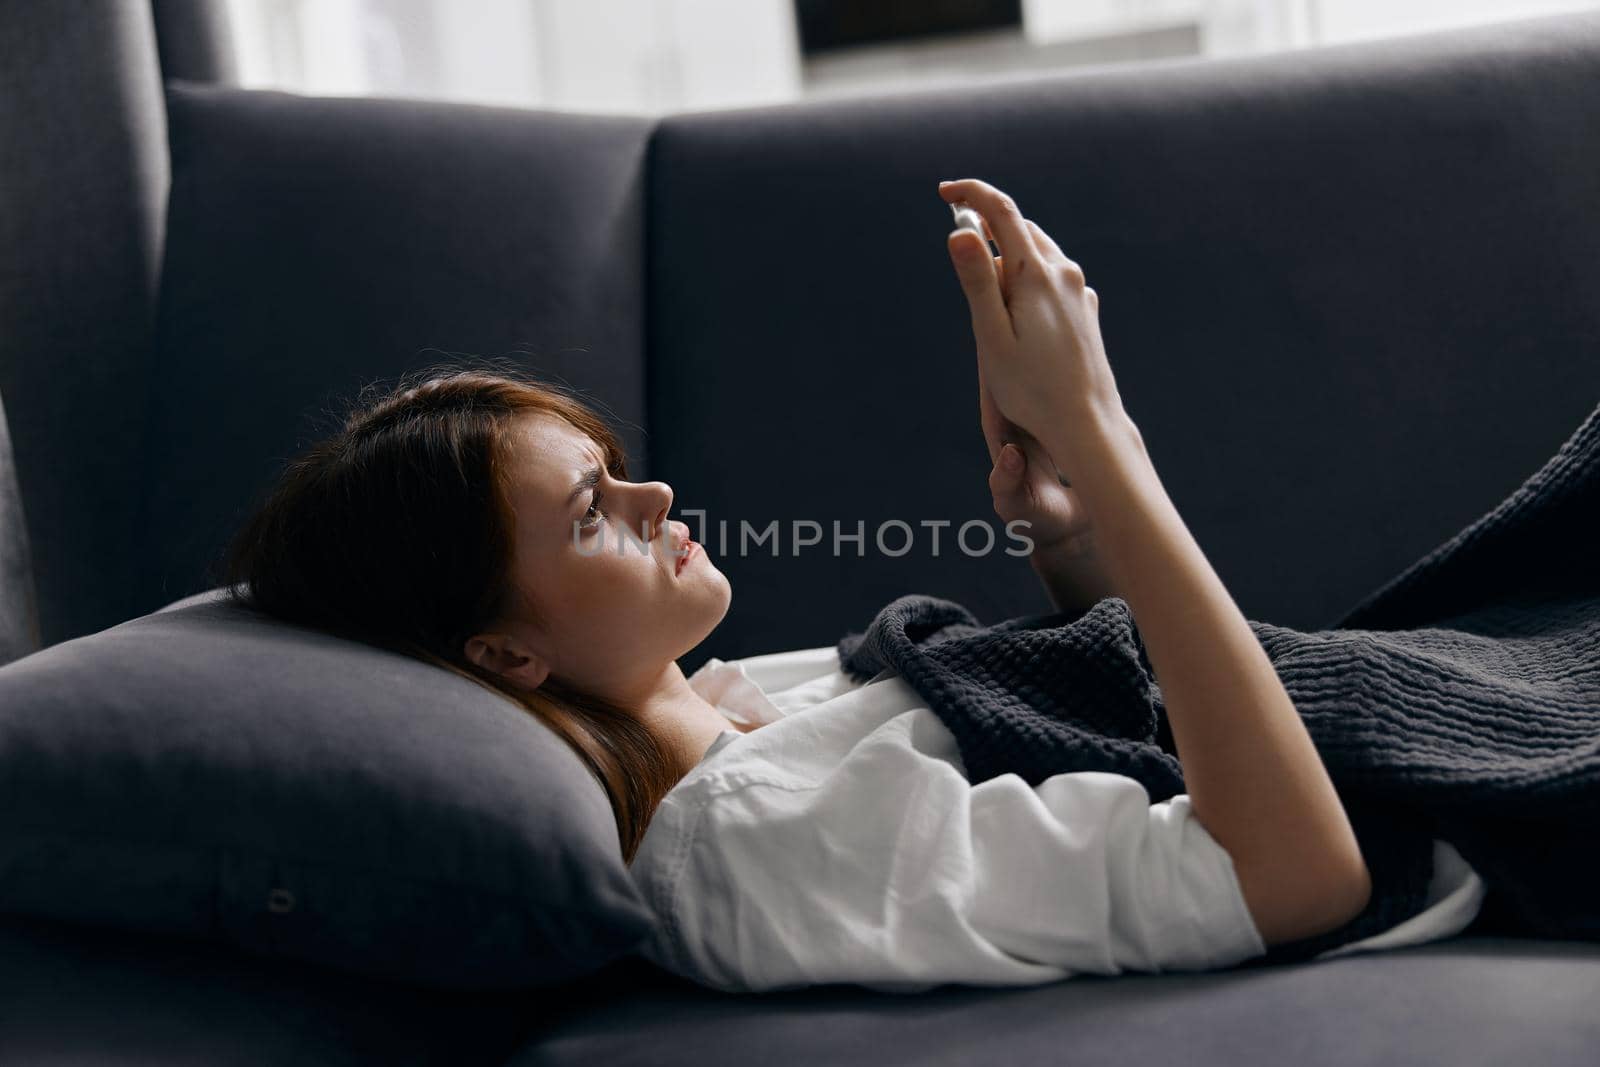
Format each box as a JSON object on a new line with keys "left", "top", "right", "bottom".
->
{"left": 689, "top": 572, "right": 734, "bottom": 644}
{"left": 708, "top": 570, "right": 733, "bottom": 620}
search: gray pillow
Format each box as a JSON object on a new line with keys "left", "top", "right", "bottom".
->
{"left": 0, "top": 587, "right": 655, "bottom": 989}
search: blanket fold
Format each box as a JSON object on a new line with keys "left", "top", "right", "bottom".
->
{"left": 838, "top": 398, "right": 1600, "bottom": 966}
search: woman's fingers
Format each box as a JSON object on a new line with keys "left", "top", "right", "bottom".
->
{"left": 1019, "top": 216, "right": 1097, "bottom": 312}
{"left": 988, "top": 443, "right": 1027, "bottom": 503}
{"left": 1023, "top": 219, "right": 1087, "bottom": 286}
{"left": 1022, "top": 218, "right": 1063, "bottom": 261}
{"left": 940, "top": 178, "right": 1057, "bottom": 338}
{"left": 941, "top": 177, "right": 1125, "bottom": 453}
{"left": 939, "top": 179, "right": 1039, "bottom": 268}
{"left": 947, "top": 229, "right": 1013, "bottom": 352}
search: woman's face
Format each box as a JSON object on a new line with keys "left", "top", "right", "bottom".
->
{"left": 466, "top": 412, "right": 730, "bottom": 695}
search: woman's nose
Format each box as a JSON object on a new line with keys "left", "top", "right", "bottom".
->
{"left": 645, "top": 480, "right": 673, "bottom": 537}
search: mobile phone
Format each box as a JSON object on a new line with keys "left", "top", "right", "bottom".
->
{"left": 950, "top": 201, "right": 990, "bottom": 252}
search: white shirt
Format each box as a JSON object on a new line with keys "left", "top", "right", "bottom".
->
{"left": 627, "top": 645, "right": 1487, "bottom": 994}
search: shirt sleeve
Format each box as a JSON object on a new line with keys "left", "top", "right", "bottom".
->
{"left": 653, "top": 710, "right": 1268, "bottom": 994}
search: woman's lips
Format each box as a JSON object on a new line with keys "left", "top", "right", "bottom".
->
{"left": 675, "top": 540, "right": 698, "bottom": 575}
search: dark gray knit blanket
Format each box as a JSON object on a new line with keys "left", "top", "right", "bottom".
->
{"left": 838, "top": 399, "right": 1600, "bottom": 966}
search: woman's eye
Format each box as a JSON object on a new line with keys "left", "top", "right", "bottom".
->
{"left": 580, "top": 494, "right": 603, "bottom": 529}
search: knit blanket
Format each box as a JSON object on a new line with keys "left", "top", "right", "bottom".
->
{"left": 838, "top": 398, "right": 1600, "bottom": 966}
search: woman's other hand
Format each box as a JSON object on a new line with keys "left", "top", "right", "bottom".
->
{"left": 985, "top": 407, "right": 1117, "bottom": 613}
{"left": 940, "top": 178, "right": 1125, "bottom": 479}
{"left": 983, "top": 407, "right": 1093, "bottom": 557}
{"left": 990, "top": 437, "right": 1094, "bottom": 556}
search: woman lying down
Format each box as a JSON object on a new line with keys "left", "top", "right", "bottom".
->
{"left": 221, "top": 177, "right": 1486, "bottom": 995}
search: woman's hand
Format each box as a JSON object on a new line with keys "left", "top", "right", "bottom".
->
{"left": 982, "top": 380, "right": 1093, "bottom": 557}
{"left": 940, "top": 178, "right": 1124, "bottom": 477}
{"left": 983, "top": 378, "right": 1117, "bottom": 613}
{"left": 948, "top": 184, "right": 1372, "bottom": 945}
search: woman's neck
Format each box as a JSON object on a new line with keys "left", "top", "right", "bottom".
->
{"left": 632, "top": 665, "right": 739, "bottom": 778}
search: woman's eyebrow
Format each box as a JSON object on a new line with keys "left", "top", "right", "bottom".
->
{"left": 566, "top": 463, "right": 603, "bottom": 506}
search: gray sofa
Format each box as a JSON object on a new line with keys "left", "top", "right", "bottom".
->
{"left": 4, "top": 3, "right": 1600, "bottom": 1063}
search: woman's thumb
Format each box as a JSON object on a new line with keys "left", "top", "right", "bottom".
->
{"left": 989, "top": 443, "right": 1025, "bottom": 499}
{"left": 948, "top": 230, "right": 989, "bottom": 284}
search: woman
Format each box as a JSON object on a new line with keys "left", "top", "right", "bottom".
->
{"left": 222, "top": 178, "right": 1484, "bottom": 994}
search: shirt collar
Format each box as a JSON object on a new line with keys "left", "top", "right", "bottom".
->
{"left": 685, "top": 657, "right": 783, "bottom": 728}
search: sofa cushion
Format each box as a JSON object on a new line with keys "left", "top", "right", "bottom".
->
{"left": 521, "top": 938, "right": 1600, "bottom": 1067}
{"left": 0, "top": 587, "right": 654, "bottom": 990}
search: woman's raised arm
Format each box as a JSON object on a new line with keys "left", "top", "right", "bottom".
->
{"left": 939, "top": 178, "right": 1371, "bottom": 947}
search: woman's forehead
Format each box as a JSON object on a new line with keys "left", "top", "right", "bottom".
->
{"left": 513, "top": 414, "right": 600, "bottom": 496}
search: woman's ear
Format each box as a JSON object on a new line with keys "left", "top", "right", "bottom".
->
{"left": 463, "top": 631, "right": 551, "bottom": 690}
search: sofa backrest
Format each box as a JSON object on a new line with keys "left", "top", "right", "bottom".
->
{"left": 0, "top": 393, "right": 40, "bottom": 665}
{"left": 0, "top": 2, "right": 169, "bottom": 646}
{"left": 138, "top": 83, "right": 654, "bottom": 613}
{"left": 647, "top": 10, "right": 1600, "bottom": 665}
{"left": 7, "top": 7, "right": 1600, "bottom": 661}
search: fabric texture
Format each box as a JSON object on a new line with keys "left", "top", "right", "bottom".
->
{"left": 628, "top": 647, "right": 1483, "bottom": 994}
{"left": 632, "top": 649, "right": 1266, "bottom": 992}
{"left": 0, "top": 0, "right": 168, "bottom": 645}
{"left": 838, "top": 396, "right": 1600, "bottom": 965}
{"left": 0, "top": 588, "right": 655, "bottom": 989}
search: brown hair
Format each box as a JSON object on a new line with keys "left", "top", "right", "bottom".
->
{"left": 214, "top": 359, "right": 679, "bottom": 864}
